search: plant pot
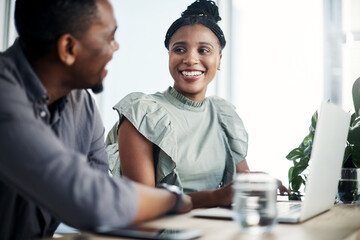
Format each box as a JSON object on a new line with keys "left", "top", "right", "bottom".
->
{"left": 336, "top": 168, "right": 360, "bottom": 204}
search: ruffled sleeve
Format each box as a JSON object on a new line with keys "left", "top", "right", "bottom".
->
{"left": 207, "top": 96, "right": 248, "bottom": 186}
{"left": 105, "top": 92, "right": 179, "bottom": 185}
{"left": 211, "top": 96, "right": 248, "bottom": 164}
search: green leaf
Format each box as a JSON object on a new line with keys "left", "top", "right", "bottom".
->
{"left": 343, "top": 144, "right": 352, "bottom": 166}
{"left": 286, "top": 148, "right": 304, "bottom": 160}
{"left": 288, "top": 167, "right": 294, "bottom": 189}
{"left": 291, "top": 156, "right": 310, "bottom": 177}
{"left": 350, "top": 114, "right": 359, "bottom": 127}
{"left": 353, "top": 116, "right": 360, "bottom": 126}
{"left": 290, "top": 175, "right": 304, "bottom": 192}
{"left": 350, "top": 145, "right": 360, "bottom": 168}
{"left": 302, "top": 135, "right": 313, "bottom": 147}
{"left": 303, "top": 139, "right": 313, "bottom": 156}
{"left": 348, "top": 121, "right": 360, "bottom": 145}
{"left": 310, "top": 110, "right": 318, "bottom": 132}
{"left": 352, "top": 77, "right": 360, "bottom": 117}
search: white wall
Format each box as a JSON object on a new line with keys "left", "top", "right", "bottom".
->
{"left": 342, "top": 0, "right": 360, "bottom": 111}
{"left": 232, "top": 0, "right": 324, "bottom": 186}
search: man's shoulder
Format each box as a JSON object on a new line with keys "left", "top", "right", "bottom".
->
{"left": 0, "top": 55, "right": 20, "bottom": 86}
{"left": 0, "top": 56, "right": 26, "bottom": 103}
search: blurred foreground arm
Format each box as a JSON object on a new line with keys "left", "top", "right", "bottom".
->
{"left": 133, "top": 183, "right": 192, "bottom": 223}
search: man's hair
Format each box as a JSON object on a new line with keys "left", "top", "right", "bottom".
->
{"left": 15, "top": 0, "right": 99, "bottom": 59}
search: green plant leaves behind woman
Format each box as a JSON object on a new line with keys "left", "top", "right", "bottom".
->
{"left": 348, "top": 115, "right": 360, "bottom": 145}
{"left": 286, "top": 111, "right": 317, "bottom": 195}
{"left": 286, "top": 76, "right": 360, "bottom": 198}
{"left": 352, "top": 76, "right": 360, "bottom": 117}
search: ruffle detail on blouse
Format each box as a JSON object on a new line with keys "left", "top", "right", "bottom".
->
{"left": 208, "top": 96, "right": 248, "bottom": 185}
{"left": 211, "top": 96, "right": 248, "bottom": 162}
{"left": 105, "top": 92, "right": 179, "bottom": 185}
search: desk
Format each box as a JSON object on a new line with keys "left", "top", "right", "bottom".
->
{"left": 56, "top": 204, "right": 360, "bottom": 240}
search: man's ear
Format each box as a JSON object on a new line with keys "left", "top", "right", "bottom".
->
{"left": 57, "top": 34, "right": 78, "bottom": 66}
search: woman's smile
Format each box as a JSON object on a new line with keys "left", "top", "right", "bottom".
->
{"left": 168, "top": 24, "right": 222, "bottom": 102}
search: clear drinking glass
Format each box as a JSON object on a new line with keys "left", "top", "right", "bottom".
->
{"left": 233, "top": 173, "right": 278, "bottom": 234}
{"left": 336, "top": 168, "right": 360, "bottom": 204}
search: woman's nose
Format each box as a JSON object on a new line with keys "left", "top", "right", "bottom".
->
{"left": 183, "top": 51, "right": 199, "bottom": 65}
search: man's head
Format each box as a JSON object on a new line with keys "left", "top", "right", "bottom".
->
{"left": 15, "top": 0, "right": 98, "bottom": 59}
{"left": 15, "top": 0, "right": 119, "bottom": 94}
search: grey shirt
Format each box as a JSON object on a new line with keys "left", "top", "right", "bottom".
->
{"left": 106, "top": 87, "right": 248, "bottom": 193}
{"left": 0, "top": 40, "right": 137, "bottom": 240}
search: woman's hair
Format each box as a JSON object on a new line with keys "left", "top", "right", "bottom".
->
{"left": 164, "top": 0, "right": 226, "bottom": 50}
{"left": 15, "top": 0, "right": 99, "bottom": 59}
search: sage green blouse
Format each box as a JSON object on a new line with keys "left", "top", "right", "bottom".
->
{"left": 105, "top": 87, "right": 248, "bottom": 193}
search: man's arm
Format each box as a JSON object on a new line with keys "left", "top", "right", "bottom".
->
{"left": 133, "top": 183, "right": 192, "bottom": 223}
{"left": 0, "top": 79, "right": 191, "bottom": 230}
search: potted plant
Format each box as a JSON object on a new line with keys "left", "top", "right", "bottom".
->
{"left": 286, "top": 76, "right": 360, "bottom": 202}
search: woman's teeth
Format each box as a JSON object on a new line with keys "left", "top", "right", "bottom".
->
{"left": 181, "top": 71, "right": 202, "bottom": 77}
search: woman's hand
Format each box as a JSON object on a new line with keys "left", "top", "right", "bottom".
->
{"left": 277, "top": 179, "right": 292, "bottom": 196}
{"left": 213, "top": 182, "right": 234, "bottom": 208}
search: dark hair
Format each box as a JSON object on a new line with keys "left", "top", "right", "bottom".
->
{"left": 164, "top": 0, "right": 226, "bottom": 50}
{"left": 15, "top": 0, "right": 99, "bottom": 58}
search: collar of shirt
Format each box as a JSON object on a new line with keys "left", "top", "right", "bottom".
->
{"left": 5, "top": 39, "right": 68, "bottom": 124}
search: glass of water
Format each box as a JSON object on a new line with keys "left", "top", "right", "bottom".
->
{"left": 233, "top": 173, "right": 278, "bottom": 234}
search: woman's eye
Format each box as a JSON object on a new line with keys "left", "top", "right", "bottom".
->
{"left": 174, "top": 48, "right": 185, "bottom": 53}
{"left": 199, "top": 48, "right": 210, "bottom": 54}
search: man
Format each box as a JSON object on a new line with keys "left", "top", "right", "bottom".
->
{"left": 0, "top": 0, "right": 192, "bottom": 239}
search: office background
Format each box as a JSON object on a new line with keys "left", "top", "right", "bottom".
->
{"left": 1, "top": 0, "right": 359, "bottom": 187}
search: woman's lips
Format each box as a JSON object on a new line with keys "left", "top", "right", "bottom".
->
{"left": 180, "top": 70, "right": 204, "bottom": 82}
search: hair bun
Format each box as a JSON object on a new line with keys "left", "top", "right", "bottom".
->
{"left": 181, "top": 0, "right": 221, "bottom": 22}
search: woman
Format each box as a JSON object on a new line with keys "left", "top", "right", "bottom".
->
{"left": 106, "top": 0, "right": 287, "bottom": 208}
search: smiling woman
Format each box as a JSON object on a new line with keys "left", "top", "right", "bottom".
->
{"left": 105, "top": 0, "right": 252, "bottom": 209}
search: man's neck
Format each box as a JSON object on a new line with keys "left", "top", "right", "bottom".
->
{"left": 30, "top": 57, "right": 72, "bottom": 106}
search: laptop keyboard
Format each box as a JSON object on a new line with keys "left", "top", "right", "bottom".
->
{"left": 277, "top": 201, "right": 302, "bottom": 218}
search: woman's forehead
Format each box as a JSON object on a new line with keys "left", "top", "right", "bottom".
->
{"left": 170, "top": 25, "right": 221, "bottom": 47}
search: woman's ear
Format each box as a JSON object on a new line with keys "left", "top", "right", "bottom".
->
{"left": 217, "top": 53, "right": 222, "bottom": 71}
{"left": 57, "top": 34, "right": 78, "bottom": 66}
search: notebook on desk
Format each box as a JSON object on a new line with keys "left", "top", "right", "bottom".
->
{"left": 192, "top": 101, "right": 351, "bottom": 223}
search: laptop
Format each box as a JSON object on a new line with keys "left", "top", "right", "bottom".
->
{"left": 192, "top": 101, "right": 351, "bottom": 223}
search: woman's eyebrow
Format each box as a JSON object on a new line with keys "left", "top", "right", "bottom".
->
{"left": 198, "top": 42, "right": 214, "bottom": 47}
{"left": 172, "top": 41, "right": 214, "bottom": 47}
{"left": 172, "top": 41, "right": 187, "bottom": 46}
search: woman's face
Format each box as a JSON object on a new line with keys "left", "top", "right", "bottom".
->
{"left": 168, "top": 24, "right": 222, "bottom": 102}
